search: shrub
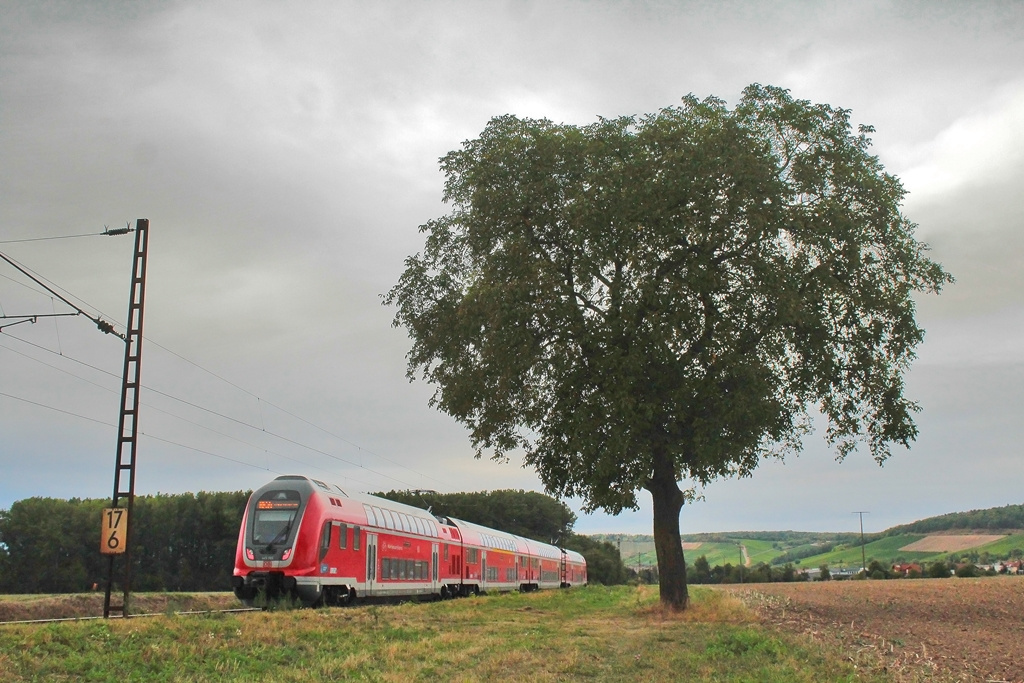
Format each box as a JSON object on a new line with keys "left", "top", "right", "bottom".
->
{"left": 954, "top": 563, "right": 979, "bottom": 578}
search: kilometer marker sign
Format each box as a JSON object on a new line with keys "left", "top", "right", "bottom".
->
{"left": 101, "top": 508, "right": 128, "bottom": 555}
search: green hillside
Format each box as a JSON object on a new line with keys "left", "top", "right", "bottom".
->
{"left": 593, "top": 501, "right": 1024, "bottom": 571}
{"left": 796, "top": 534, "right": 929, "bottom": 570}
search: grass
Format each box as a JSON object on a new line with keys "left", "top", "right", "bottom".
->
{"left": 0, "top": 585, "right": 882, "bottom": 682}
{"left": 798, "top": 534, "right": 930, "bottom": 569}
{"left": 970, "top": 532, "right": 1024, "bottom": 559}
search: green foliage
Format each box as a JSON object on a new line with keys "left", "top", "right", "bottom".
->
{"left": 954, "top": 563, "right": 980, "bottom": 578}
{"left": 375, "top": 488, "right": 575, "bottom": 543}
{"left": 0, "top": 491, "right": 250, "bottom": 594}
{"left": 560, "top": 534, "right": 629, "bottom": 585}
{"left": 386, "top": 84, "right": 950, "bottom": 607}
{"left": 885, "top": 503, "right": 1024, "bottom": 535}
{"left": 866, "top": 560, "right": 890, "bottom": 579}
{"left": 927, "top": 562, "right": 951, "bottom": 579}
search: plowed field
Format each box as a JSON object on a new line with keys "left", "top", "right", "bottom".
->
{"left": 899, "top": 535, "right": 1005, "bottom": 553}
{"left": 725, "top": 577, "right": 1024, "bottom": 682}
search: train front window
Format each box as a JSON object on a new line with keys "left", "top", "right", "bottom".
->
{"left": 252, "top": 490, "right": 301, "bottom": 545}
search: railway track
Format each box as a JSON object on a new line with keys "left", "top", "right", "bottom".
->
{"left": 0, "top": 607, "right": 262, "bottom": 626}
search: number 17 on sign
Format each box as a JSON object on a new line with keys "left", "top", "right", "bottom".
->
{"left": 101, "top": 508, "right": 128, "bottom": 555}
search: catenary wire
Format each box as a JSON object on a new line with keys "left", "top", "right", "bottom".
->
{"left": 1, "top": 244, "right": 447, "bottom": 489}
{"left": 0, "top": 332, "right": 441, "bottom": 492}
{"left": 0, "top": 338, "right": 367, "bottom": 482}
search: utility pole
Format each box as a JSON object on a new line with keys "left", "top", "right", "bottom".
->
{"left": 853, "top": 511, "right": 869, "bottom": 574}
{"left": 103, "top": 219, "right": 149, "bottom": 619}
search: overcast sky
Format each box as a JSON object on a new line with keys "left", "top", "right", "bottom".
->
{"left": 2, "top": 0, "right": 1022, "bottom": 537}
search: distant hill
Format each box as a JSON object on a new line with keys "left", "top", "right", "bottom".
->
{"left": 592, "top": 502, "right": 1024, "bottom": 570}
{"left": 883, "top": 503, "right": 1024, "bottom": 536}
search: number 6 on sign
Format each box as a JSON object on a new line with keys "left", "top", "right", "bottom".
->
{"left": 101, "top": 508, "right": 128, "bottom": 555}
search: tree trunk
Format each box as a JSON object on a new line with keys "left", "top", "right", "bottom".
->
{"left": 649, "top": 448, "right": 688, "bottom": 610}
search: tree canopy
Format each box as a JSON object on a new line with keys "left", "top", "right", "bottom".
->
{"left": 0, "top": 492, "right": 249, "bottom": 594}
{"left": 386, "top": 84, "right": 951, "bottom": 608}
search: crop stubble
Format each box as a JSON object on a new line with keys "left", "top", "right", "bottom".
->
{"left": 726, "top": 577, "right": 1024, "bottom": 682}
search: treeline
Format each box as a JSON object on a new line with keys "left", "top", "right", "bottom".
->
{"left": 886, "top": 503, "right": 1024, "bottom": 535}
{"left": 377, "top": 489, "right": 629, "bottom": 586}
{"left": 688, "top": 555, "right": 806, "bottom": 585}
{"left": 0, "top": 492, "right": 249, "bottom": 594}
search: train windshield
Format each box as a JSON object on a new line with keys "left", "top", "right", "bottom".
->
{"left": 252, "top": 490, "right": 302, "bottom": 545}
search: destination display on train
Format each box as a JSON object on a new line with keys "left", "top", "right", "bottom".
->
{"left": 257, "top": 500, "right": 299, "bottom": 510}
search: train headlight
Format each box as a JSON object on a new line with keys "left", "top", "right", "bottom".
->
{"left": 246, "top": 548, "right": 255, "bottom": 561}
{"left": 282, "top": 548, "right": 292, "bottom": 561}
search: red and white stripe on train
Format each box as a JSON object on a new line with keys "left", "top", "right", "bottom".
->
{"left": 233, "top": 475, "right": 587, "bottom": 606}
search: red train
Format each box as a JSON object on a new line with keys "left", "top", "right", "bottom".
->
{"left": 232, "top": 475, "right": 587, "bottom": 605}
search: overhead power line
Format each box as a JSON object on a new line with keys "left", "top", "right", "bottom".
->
{"left": 0, "top": 225, "right": 135, "bottom": 244}
{"left": 0, "top": 332, "right": 445, "bottom": 493}
{"left": 0, "top": 250, "right": 124, "bottom": 339}
{"left": 1, "top": 234, "right": 447, "bottom": 492}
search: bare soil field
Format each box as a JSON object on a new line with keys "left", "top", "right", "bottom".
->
{"left": 682, "top": 541, "right": 703, "bottom": 550}
{"left": 726, "top": 577, "right": 1024, "bottom": 682}
{"left": 900, "top": 534, "right": 1006, "bottom": 553}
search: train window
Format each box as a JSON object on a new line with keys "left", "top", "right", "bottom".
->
{"left": 353, "top": 526, "right": 361, "bottom": 551}
{"left": 413, "top": 517, "right": 423, "bottom": 535}
{"left": 381, "top": 558, "right": 390, "bottom": 580}
{"left": 338, "top": 523, "right": 348, "bottom": 550}
{"left": 467, "top": 548, "right": 478, "bottom": 564}
{"left": 399, "top": 513, "right": 410, "bottom": 532}
{"left": 319, "top": 522, "right": 331, "bottom": 561}
{"left": 252, "top": 490, "right": 301, "bottom": 545}
{"left": 371, "top": 506, "right": 383, "bottom": 528}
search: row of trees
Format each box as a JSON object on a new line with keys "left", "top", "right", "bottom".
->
{"left": 0, "top": 488, "right": 628, "bottom": 594}
{"left": 885, "top": 504, "right": 1024, "bottom": 535}
{"left": 688, "top": 556, "right": 806, "bottom": 585}
{"left": 0, "top": 492, "right": 249, "bottom": 594}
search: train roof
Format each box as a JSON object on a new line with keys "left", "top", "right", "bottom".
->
{"left": 267, "top": 475, "right": 582, "bottom": 562}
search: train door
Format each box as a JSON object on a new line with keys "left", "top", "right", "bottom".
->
{"left": 481, "top": 550, "right": 487, "bottom": 591}
{"left": 431, "top": 542, "right": 439, "bottom": 591}
{"left": 560, "top": 552, "right": 567, "bottom": 587}
{"left": 366, "top": 533, "right": 378, "bottom": 596}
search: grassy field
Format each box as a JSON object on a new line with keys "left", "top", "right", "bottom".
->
{"left": 0, "top": 586, "right": 881, "bottom": 682}
{"left": 797, "top": 534, "right": 931, "bottom": 570}
{"left": 969, "top": 532, "right": 1024, "bottom": 559}
{"left": 623, "top": 539, "right": 781, "bottom": 569}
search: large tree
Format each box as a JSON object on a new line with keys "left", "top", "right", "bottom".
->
{"left": 385, "top": 84, "right": 951, "bottom": 609}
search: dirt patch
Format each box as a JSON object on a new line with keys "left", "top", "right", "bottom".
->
{"left": 0, "top": 592, "right": 240, "bottom": 623}
{"left": 681, "top": 542, "right": 703, "bottom": 550}
{"left": 899, "top": 534, "right": 1005, "bottom": 553}
{"left": 725, "top": 577, "right": 1024, "bottom": 682}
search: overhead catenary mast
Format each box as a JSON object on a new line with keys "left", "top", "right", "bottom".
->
{"left": 103, "top": 219, "right": 150, "bottom": 619}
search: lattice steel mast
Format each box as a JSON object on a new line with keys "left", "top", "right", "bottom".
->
{"left": 103, "top": 219, "right": 149, "bottom": 619}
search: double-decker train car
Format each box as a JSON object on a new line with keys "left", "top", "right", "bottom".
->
{"left": 232, "top": 475, "right": 587, "bottom": 606}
